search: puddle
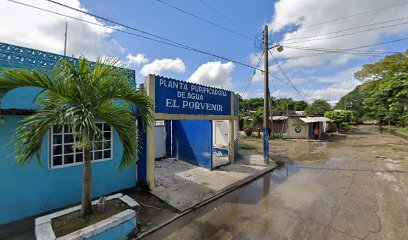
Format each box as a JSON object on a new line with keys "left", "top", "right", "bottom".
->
{"left": 143, "top": 126, "right": 408, "bottom": 239}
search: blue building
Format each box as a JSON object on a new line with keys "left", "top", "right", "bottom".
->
{"left": 0, "top": 42, "right": 137, "bottom": 224}
{"left": 0, "top": 42, "right": 239, "bottom": 226}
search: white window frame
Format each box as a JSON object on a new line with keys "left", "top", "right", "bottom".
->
{"left": 49, "top": 122, "right": 113, "bottom": 169}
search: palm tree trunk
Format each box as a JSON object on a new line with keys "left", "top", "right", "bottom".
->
{"left": 81, "top": 149, "right": 93, "bottom": 217}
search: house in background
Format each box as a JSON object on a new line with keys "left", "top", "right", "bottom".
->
{"left": 0, "top": 42, "right": 138, "bottom": 225}
{"left": 271, "top": 111, "right": 332, "bottom": 139}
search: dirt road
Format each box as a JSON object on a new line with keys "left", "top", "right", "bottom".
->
{"left": 145, "top": 125, "right": 408, "bottom": 239}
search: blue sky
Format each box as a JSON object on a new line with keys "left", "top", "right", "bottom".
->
{"left": 1, "top": 0, "right": 408, "bottom": 104}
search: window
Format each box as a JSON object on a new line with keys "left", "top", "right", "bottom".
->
{"left": 49, "top": 122, "right": 113, "bottom": 168}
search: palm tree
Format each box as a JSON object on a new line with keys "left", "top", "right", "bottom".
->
{"left": 0, "top": 57, "right": 153, "bottom": 217}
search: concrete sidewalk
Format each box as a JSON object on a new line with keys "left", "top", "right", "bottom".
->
{"left": 151, "top": 150, "right": 277, "bottom": 212}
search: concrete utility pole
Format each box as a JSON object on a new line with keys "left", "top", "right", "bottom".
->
{"left": 64, "top": 22, "right": 68, "bottom": 56}
{"left": 263, "top": 25, "right": 270, "bottom": 164}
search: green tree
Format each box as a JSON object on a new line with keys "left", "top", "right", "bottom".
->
{"left": 294, "top": 100, "right": 309, "bottom": 111}
{"left": 248, "top": 106, "right": 263, "bottom": 129}
{"left": 355, "top": 51, "right": 408, "bottom": 82}
{"left": 325, "top": 110, "right": 355, "bottom": 128}
{"left": 0, "top": 57, "right": 153, "bottom": 217}
{"left": 240, "top": 97, "right": 263, "bottom": 113}
{"left": 353, "top": 51, "right": 408, "bottom": 126}
{"left": 364, "top": 73, "right": 408, "bottom": 126}
{"left": 335, "top": 85, "right": 368, "bottom": 121}
{"left": 273, "top": 98, "right": 294, "bottom": 111}
{"left": 305, "top": 99, "right": 332, "bottom": 116}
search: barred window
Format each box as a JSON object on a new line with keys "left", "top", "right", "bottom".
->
{"left": 49, "top": 122, "right": 113, "bottom": 168}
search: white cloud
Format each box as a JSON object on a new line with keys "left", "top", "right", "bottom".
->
{"left": 301, "top": 67, "right": 362, "bottom": 102}
{"left": 268, "top": 0, "right": 408, "bottom": 68}
{"left": 251, "top": 69, "right": 264, "bottom": 82}
{"left": 0, "top": 0, "right": 124, "bottom": 60}
{"left": 312, "top": 67, "right": 360, "bottom": 83}
{"left": 140, "top": 58, "right": 186, "bottom": 76}
{"left": 188, "top": 61, "right": 235, "bottom": 89}
{"left": 126, "top": 53, "right": 148, "bottom": 66}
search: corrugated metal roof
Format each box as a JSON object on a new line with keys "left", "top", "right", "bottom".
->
{"left": 299, "top": 117, "right": 332, "bottom": 123}
{"left": 272, "top": 116, "right": 288, "bottom": 120}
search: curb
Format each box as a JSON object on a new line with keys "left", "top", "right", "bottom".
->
{"left": 134, "top": 163, "right": 278, "bottom": 239}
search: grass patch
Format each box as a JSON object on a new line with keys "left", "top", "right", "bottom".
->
{"left": 240, "top": 135, "right": 260, "bottom": 139}
{"left": 52, "top": 199, "right": 129, "bottom": 237}
{"left": 398, "top": 128, "right": 408, "bottom": 136}
{"left": 238, "top": 143, "right": 257, "bottom": 150}
{"left": 385, "top": 126, "right": 408, "bottom": 137}
{"left": 271, "top": 136, "right": 286, "bottom": 140}
{"left": 274, "top": 159, "right": 286, "bottom": 168}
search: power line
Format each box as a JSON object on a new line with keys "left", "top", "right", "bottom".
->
{"left": 154, "top": 0, "right": 254, "bottom": 41}
{"left": 281, "top": 46, "right": 401, "bottom": 56}
{"left": 302, "top": 1, "right": 408, "bottom": 29}
{"left": 269, "top": 50, "right": 316, "bottom": 101}
{"left": 281, "top": 20, "right": 408, "bottom": 45}
{"left": 9, "top": 0, "right": 261, "bottom": 72}
{"left": 281, "top": 17, "right": 408, "bottom": 43}
{"left": 242, "top": 55, "right": 262, "bottom": 96}
{"left": 6, "top": 0, "right": 196, "bottom": 50}
{"left": 280, "top": 37, "right": 408, "bottom": 60}
{"left": 196, "top": 0, "right": 252, "bottom": 36}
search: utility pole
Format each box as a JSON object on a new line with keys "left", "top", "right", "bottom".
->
{"left": 64, "top": 22, "right": 68, "bottom": 56}
{"left": 263, "top": 25, "right": 270, "bottom": 164}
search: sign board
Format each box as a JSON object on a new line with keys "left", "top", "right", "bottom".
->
{"left": 295, "top": 126, "right": 302, "bottom": 133}
{"left": 154, "top": 76, "right": 232, "bottom": 116}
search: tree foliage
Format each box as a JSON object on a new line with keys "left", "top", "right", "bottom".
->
{"left": 239, "top": 97, "right": 263, "bottom": 113}
{"left": 339, "top": 51, "right": 408, "bottom": 126}
{"left": 294, "top": 100, "right": 309, "bottom": 111}
{"left": 239, "top": 96, "right": 309, "bottom": 113}
{"left": 305, "top": 99, "right": 332, "bottom": 116}
{"left": 324, "top": 110, "right": 355, "bottom": 128}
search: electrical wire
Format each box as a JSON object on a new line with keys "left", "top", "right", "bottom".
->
{"left": 280, "top": 37, "right": 408, "bottom": 60}
{"left": 196, "top": 0, "right": 253, "bottom": 36}
{"left": 269, "top": 50, "right": 316, "bottom": 101}
{"left": 302, "top": 1, "right": 408, "bottom": 29}
{"left": 155, "top": 0, "right": 254, "bottom": 41}
{"left": 281, "top": 46, "right": 401, "bottom": 56}
{"left": 242, "top": 55, "right": 262, "bottom": 96}
{"left": 281, "top": 20, "right": 408, "bottom": 45}
{"left": 12, "top": 0, "right": 300, "bottom": 100}
{"left": 8, "top": 0, "right": 262, "bottom": 72}
{"left": 281, "top": 17, "right": 408, "bottom": 43}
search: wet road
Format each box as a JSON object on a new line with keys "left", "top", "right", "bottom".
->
{"left": 145, "top": 126, "right": 408, "bottom": 240}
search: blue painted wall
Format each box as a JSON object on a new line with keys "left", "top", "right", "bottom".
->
{"left": 172, "top": 120, "right": 212, "bottom": 170}
{"left": 0, "top": 115, "right": 136, "bottom": 224}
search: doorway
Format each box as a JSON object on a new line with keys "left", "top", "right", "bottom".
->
{"left": 212, "top": 120, "right": 230, "bottom": 168}
{"left": 155, "top": 120, "right": 166, "bottom": 159}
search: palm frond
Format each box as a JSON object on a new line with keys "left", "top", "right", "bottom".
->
{"left": 94, "top": 101, "right": 139, "bottom": 170}
{"left": 3, "top": 56, "right": 153, "bottom": 170}
{"left": 0, "top": 68, "right": 56, "bottom": 95}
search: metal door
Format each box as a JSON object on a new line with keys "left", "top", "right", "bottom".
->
{"left": 155, "top": 121, "right": 166, "bottom": 159}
